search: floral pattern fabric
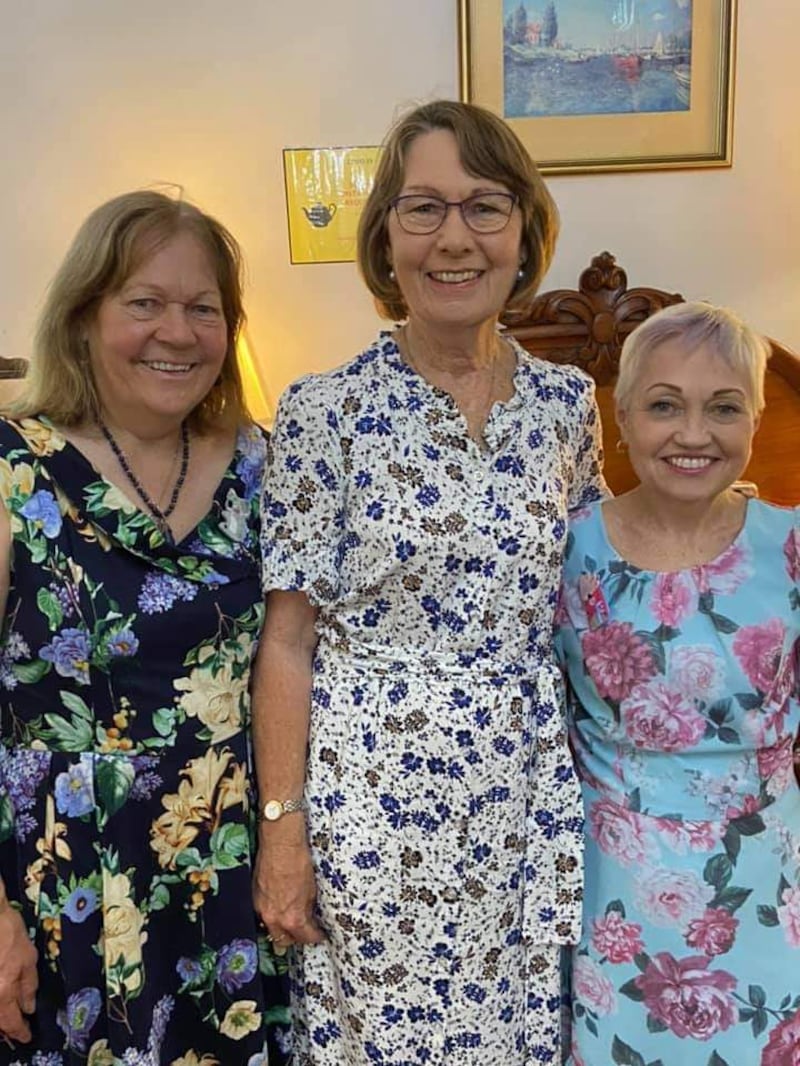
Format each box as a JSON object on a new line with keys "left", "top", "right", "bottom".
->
{"left": 557, "top": 499, "right": 800, "bottom": 1065}
{"left": 261, "top": 331, "right": 605, "bottom": 1064}
{"left": 0, "top": 416, "right": 290, "bottom": 1066}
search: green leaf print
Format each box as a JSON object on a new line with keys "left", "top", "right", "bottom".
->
{"left": 12, "top": 659, "right": 49, "bottom": 685}
{"left": 210, "top": 823, "right": 249, "bottom": 865}
{"left": 611, "top": 1035, "right": 647, "bottom": 1066}
{"left": 709, "top": 1053, "right": 732, "bottom": 1066}
{"left": 0, "top": 794, "right": 14, "bottom": 844}
{"left": 713, "top": 885, "right": 752, "bottom": 913}
{"left": 43, "top": 693, "right": 93, "bottom": 750}
{"left": 96, "top": 757, "right": 135, "bottom": 819}
{"left": 36, "top": 587, "right": 63, "bottom": 629}
{"left": 619, "top": 978, "right": 646, "bottom": 1002}
{"left": 704, "top": 853, "right": 733, "bottom": 891}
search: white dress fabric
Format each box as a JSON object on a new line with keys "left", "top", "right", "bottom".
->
{"left": 260, "top": 331, "right": 605, "bottom": 1065}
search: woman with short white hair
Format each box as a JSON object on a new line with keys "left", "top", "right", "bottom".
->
{"left": 557, "top": 301, "right": 800, "bottom": 1064}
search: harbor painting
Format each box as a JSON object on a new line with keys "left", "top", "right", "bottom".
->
{"left": 504, "top": 1, "right": 692, "bottom": 118}
{"left": 459, "top": 0, "right": 735, "bottom": 173}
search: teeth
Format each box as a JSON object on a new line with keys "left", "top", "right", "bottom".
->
{"left": 668, "top": 457, "right": 713, "bottom": 469}
{"left": 145, "top": 361, "right": 193, "bottom": 374}
{"left": 430, "top": 270, "right": 480, "bottom": 283}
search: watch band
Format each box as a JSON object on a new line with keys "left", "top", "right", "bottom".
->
{"left": 259, "top": 797, "right": 307, "bottom": 822}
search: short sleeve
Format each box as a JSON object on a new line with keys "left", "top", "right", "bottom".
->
{"left": 260, "top": 380, "right": 346, "bottom": 605}
{"left": 568, "top": 379, "right": 609, "bottom": 509}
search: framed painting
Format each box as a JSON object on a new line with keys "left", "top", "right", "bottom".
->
{"left": 459, "top": 0, "right": 737, "bottom": 174}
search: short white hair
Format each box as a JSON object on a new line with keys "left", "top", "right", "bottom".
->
{"left": 615, "top": 301, "right": 770, "bottom": 415}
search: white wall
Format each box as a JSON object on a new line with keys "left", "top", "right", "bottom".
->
{"left": 1, "top": 1, "right": 797, "bottom": 409}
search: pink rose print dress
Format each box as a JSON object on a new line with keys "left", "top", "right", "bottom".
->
{"left": 557, "top": 498, "right": 800, "bottom": 1066}
{"left": 261, "top": 332, "right": 605, "bottom": 1065}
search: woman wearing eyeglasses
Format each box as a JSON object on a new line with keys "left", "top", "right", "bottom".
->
{"left": 255, "top": 99, "right": 606, "bottom": 1064}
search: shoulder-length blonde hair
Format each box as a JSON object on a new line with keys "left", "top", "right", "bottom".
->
{"left": 357, "top": 99, "right": 559, "bottom": 322}
{"left": 14, "top": 189, "right": 249, "bottom": 433}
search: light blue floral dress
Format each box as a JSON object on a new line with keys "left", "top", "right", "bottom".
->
{"left": 557, "top": 499, "right": 800, "bottom": 1066}
{"left": 261, "top": 331, "right": 605, "bottom": 1065}
{"left": 0, "top": 416, "right": 290, "bottom": 1065}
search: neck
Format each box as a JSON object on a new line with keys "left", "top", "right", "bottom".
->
{"left": 95, "top": 408, "right": 187, "bottom": 449}
{"left": 402, "top": 318, "right": 502, "bottom": 376}
{"left": 621, "top": 484, "right": 744, "bottom": 537}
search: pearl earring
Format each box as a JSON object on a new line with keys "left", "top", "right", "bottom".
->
{"left": 388, "top": 269, "right": 395, "bottom": 281}
{"left": 517, "top": 267, "right": 524, "bottom": 280}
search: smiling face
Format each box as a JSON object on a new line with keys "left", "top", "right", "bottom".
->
{"left": 86, "top": 230, "right": 228, "bottom": 428}
{"left": 385, "top": 128, "right": 524, "bottom": 334}
{"left": 617, "top": 339, "right": 760, "bottom": 504}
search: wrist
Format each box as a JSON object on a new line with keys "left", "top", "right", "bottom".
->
{"left": 257, "top": 795, "right": 307, "bottom": 823}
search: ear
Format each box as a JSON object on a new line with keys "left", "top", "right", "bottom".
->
{"left": 615, "top": 405, "right": 628, "bottom": 437}
{"left": 752, "top": 410, "right": 762, "bottom": 435}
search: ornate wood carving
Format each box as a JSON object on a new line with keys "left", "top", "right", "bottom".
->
{"left": 502, "top": 251, "right": 684, "bottom": 384}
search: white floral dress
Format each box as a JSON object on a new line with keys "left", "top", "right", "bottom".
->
{"left": 261, "top": 331, "right": 605, "bottom": 1064}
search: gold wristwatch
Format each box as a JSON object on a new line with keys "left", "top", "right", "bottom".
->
{"left": 259, "top": 797, "right": 307, "bottom": 822}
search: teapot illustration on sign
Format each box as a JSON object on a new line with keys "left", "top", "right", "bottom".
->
{"left": 301, "top": 202, "right": 338, "bottom": 228}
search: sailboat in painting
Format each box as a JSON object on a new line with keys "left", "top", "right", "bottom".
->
{"left": 611, "top": 0, "right": 642, "bottom": 78}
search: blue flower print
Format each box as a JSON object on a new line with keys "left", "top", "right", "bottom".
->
{"left": 106, "top": 628, "right": 139, "bottom": 658}
{"left": 216, "top": 938, "right": 258, "bottom": 994}
{"left": 176, "top": 955, "right": 206, "bottom": 988}
{"left": 54, "top": 756, "right": 94, "bottom": 817}
{"left": 63, "top": 886, "right": 98, "bottom": 923}
{"left": 137, "top": 572, "right": 198, "bottom": 614}
{"left": 40, "top": 627, "right": 91, "bottom": 684}
{"left": 56, "top": 986, "right": 101, "bottom": 1051}
{"left": 19, "top": 489, "right": 62, "bottom": 538}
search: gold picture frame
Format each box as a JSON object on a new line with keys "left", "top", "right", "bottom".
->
{"left": 459, "top": 0, "right": 737, "bottom": 175}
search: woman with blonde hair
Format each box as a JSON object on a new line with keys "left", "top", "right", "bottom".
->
{"left": 0, "top": 190, "right": 289, "bottom": 1062}
{"left": 558, "top": 302, "right": 799, "bottom": 1064}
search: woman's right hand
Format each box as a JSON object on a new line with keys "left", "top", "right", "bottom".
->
{"left": 0, "top": 902, "right": 38, "bottom": 1043}
{"left": 253, "top": 829, "right": 324, "bottom": 949}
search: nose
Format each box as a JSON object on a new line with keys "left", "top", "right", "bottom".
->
{"left": 673, "top": 411, "right": 713, "bottom": 446}
{"left": 435, "top": 203, "right": 475, "bottom": 250}
{"left": 155, "top": 302, "right": 196, "bottom": 346}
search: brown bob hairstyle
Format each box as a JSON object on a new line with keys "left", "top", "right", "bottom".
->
{"left": 357, "top": 99, "right": 559, "bottom": 322}
{"left": 15, "top": 189, "right": 249, "bottom": 433}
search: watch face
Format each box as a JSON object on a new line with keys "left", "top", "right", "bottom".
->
{"left": 263, "top": 800, "right": 283, "bottom": 821}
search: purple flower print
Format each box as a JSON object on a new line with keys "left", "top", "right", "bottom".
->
{"left": 106, "top": 628, "right": 139, "bottom": 658}
{"left": 216, "top": 938, "right": 258, "bottom": 995}
{"left": 63, "top": 886, "right": 98, "bottom": 924}
{"left": 19, "top": 489, "right": 62, "bottom": 538}
{"left": 39, "top": 627, "right": 91, "bottom": 684}
{"left": 56, "top": 986, "right": 101, "bottom": 1051}
{"left": 137, "top": 572, "right": 198, "bottom": 614}
{"left": 54, "top": 756, "right": 94, "bottom": 817}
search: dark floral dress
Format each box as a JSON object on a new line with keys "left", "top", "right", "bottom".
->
{"left": 0, "top": 416, "right": 290, "bottom": 1066}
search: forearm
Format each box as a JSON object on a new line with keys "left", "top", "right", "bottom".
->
{"left": 251, "top": 591, "right": 318, "bottom": 844}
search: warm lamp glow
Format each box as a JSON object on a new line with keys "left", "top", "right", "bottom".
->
{"left": 236, "top": 330, "right": 273, "bottom": 427}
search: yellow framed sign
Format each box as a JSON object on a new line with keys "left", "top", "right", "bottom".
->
{"left": 283, "top": 146, "right": 382, "bottom": 264}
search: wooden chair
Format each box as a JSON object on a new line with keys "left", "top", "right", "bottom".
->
{"left": 502, "top": 251, "right": 800, "bottom": 506}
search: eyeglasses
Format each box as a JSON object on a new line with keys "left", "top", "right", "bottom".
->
{"left": 390, "top": 192, "right": 518, "bottom": 235}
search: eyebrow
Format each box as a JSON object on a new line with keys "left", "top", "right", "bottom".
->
{"left": 400, "top": 183, "right": 508, "bottom": 196}
{"left": 120, "top": 283, "right": 220, "bottom": 299}
{"left": 644, "top": 383, "right": 747, "bottom": 397}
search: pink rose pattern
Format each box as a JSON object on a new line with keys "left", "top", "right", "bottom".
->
{"left": 761, "top": 1007, "right": 800, "bottom": 1066}
{"left": 591, "top": 911, "right": 643, "bottom": 964}
{"left": 668, "top": 644, "right": 726, "bottom": 701}
{"left": 622, "top": 680, "right": 707, "bottom": 752}
{"left": 559, "top": 503, "right": 800, "bottom": 1063}
{"left": 685, "top": 908, "right": 739, "bottom": 955}
{"left": 581, "top": 621, "right": 656, "bottom": 702}
{"left": 651, "top": 570, "right": 698, "bottom": 627}
{"left": 635, "top": 952, "right": 738, "bottom": 1040}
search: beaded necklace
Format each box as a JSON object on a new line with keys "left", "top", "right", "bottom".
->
{"left": 99, "top": 420, "right": 190, "bottom": 543}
